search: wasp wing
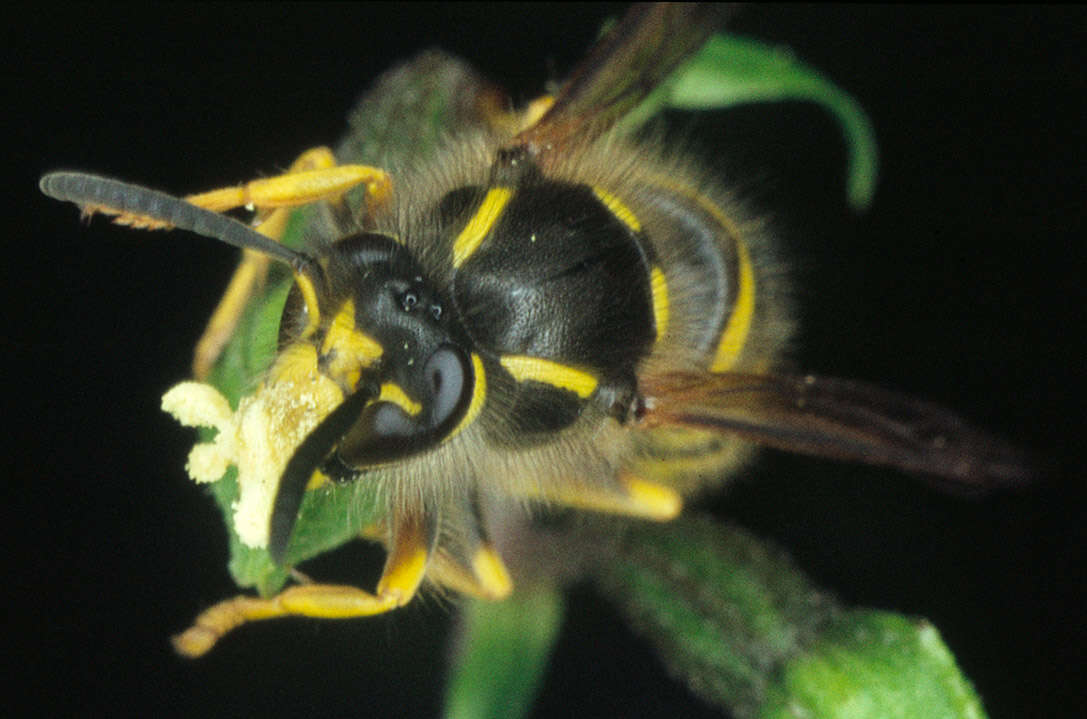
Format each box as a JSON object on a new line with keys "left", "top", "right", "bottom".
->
{"left": 512, "top": 3, "right": 729, "bottom": 157}
{"left": 641, "top": 371, "right": 1031, "bottom": 490}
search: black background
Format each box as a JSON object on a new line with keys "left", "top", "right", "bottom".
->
{"left": 9, "top": 5, "right": 1083, "bottom": 718}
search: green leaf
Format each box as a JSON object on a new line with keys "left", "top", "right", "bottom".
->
{"left": 760, "top": 611, "right": 988, "bottom": 719}
{"left": 623, "top": 34, "right": 879, "bottom": 210}
{"left": 444, "top": 588, "right": 565, "bottom": 719}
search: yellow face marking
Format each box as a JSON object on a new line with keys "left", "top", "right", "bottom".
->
{"left": 321, "top": 299, "right": 383, "bottom": 389}
{"left": 592, "top": 187, "right": 642, "bottom": 232}
{"left": 470, "top": 545, "right": 513, "bottom": 600}
{"left": 452, "top": 186, "right": 513, "bottom": 268}
{"left": 710, "top": 237, "right": 755, "bottom": 372}
{"left": 650, "top": 265, "right": 670, "bottom": 339}
{"left": 449, "top": 353, "right": 487, "bottom": 440}
{"left": 499, "top": 355, "right": 598, "bottom": 398}
{"left": 293, "top": 272, "right": 322, "bottom": 339}
{"left": 378, "top": 382, "right": 422, "bottom": 416}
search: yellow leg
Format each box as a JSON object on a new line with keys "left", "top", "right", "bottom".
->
{"left": 429, "top": 543, "right": 514, "bottom": 601}
{"left": 427, "top": 493, "right": 513, "bottom": 600}
{"left": 518, "top": 472, "right": 683, "bottom": 521}
{"left": 189, "top": 147, "right": 392, "bottom": 378}
{"left": 173, "top": 509, "right": 434, "bottom": 658}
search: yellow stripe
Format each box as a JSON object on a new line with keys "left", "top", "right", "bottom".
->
{"left": 650, "top": 265, "right": 669, "bottom": 339}
{"left": 378, "top": 382, "right": 421, "bottom": 416}
{"left": 449, "top": 353, "right": 487, "bottom": 439}
{"left": 592, "top": 187, "right": 642, "bottom": 232}
{"left": 633, "top": 172, "right": 754, "bottom": 371}
{"left": 452, "top": 187, "right": 512, "bottom": 267}
{"left": 293, "top": 272, "right": 322, "bottom": 339}
{"left": 710, "top": 237, "right": 755, "bottom": 372}
{"left": 499, "top": 355, "right": 598, "bottom": 398}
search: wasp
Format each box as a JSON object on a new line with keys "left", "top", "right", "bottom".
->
{"left": 40, "top": 4, "right": 1027, "bottom": 660}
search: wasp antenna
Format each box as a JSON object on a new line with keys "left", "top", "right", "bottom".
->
{"left": 40, "top": 171, "right": 318, "bottom": 274}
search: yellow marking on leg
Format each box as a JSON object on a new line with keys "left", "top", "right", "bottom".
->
{"left": 620, "top": 475, "right": 682, "bottom": 520}
{"left": 518, "top": 473, "right": 682, "bottom": 521}
{"left": 172, "top": 584, "right": 401, "bottom": 658}
{"left": 376, "top": 513, "right": 433, "bottom": 605}
{"left": 592, "top": 187, "right": 642, "bottom": 232}
{"left": 710, "top": 237, "right": 755, "bottom": 372}
{"left": 185, "top": 165, "right": 390, "bottom": 213}
{"left": 470, "top": 546, "right": 514, "bottom": 599}
{"left": 499, "top": 355, "right": 598, "bottom": 398}
{"left": 427, "top": 544, "right": 514, "bottom": 601}
{"left": 173, "top": 509, "right": 435, "bottom": 658}
{"left": 452, "top": 187, "right": 513, "bottom": 268}
{"left": 650, "top": 265, "right": 670, "bottom": 339}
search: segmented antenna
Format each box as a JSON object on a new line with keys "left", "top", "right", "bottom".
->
{"left": 39, "top": 171, "right": 316, "bottom": 272}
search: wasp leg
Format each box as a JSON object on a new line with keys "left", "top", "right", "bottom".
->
{"left": 190, "top": 147, "right": 392, "bottom": 377}
{"left": 172, "top": 509, "right": 435, "bottom": 658}
{"left": 428, "top": 493, "right": 513, "bottom": 600}
{"left": 521, "top": 473, "right": 682, "bottom": 521}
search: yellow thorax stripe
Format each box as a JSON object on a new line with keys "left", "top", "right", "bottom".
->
{"left": 452, "top": 187, "right": 513, "bottom": 268}
{"left": 499, "top": 355, "right": 598, "bottom": 398}
{"left": 592, "top": 187, "right": 642, "bottom": 232}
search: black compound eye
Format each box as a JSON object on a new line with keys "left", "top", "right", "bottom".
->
{"left": 400, "top": 292, "right": 418, "bottom": 312}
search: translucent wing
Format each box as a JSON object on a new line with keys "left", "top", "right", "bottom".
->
{"left": 641, "top": 371, "right": 1032, "bottom": 490}
{"left": 510, "top": 3, "right": 729, "bottom": 158}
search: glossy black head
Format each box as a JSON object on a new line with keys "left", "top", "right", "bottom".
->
{"left": 269, "top": 233, "right": 475, "bottom": 562}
